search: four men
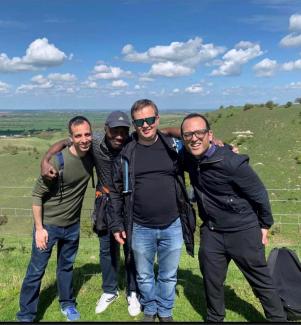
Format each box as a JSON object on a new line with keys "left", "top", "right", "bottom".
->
{"left": 16, "top": 102, "right": 285, "bottom": 322}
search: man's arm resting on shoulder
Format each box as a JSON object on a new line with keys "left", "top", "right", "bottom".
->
{"left": 41, "top": 138, "right": 71, "bottom": 179}
{"left": 160, "top": 127, "right": 181, "bottom": 138}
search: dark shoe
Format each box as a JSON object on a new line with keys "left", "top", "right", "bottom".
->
{"left": 143, "top": 314, "right": 157, "bottom": 322}
{"left": 158, "top": 316, "right": 174, "bottom": 322}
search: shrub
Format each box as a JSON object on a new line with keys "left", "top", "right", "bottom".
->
{"left": 265, "top": 100, "right": 275, "bottom": 109}
{"left": 285, "top": 101, "right": 293, "bottom": 108}
{"left": 0, "top": 214, "right": 8, "bottom": 226}
{"left": 294, "top": 155, "right": 301, "bottom": 164}
{"left": 243, "top": 103, "right": 253, "bottom": 111}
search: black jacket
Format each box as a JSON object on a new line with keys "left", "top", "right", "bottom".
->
{"left": 182, "top": 145, "right": 273, "bottom": 231}
{"left": 109, "top": 131, "right": 196, "bottom": 260}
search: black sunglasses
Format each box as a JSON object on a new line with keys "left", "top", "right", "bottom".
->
{"left": 133, "top": 116, "right": 157, "bottom": 127}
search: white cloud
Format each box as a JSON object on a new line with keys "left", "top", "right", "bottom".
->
{"left": 285, "top": 81, "right": 301, "bottom": 88}
{"left": 282, "top": 59, "right": 301, "bottom": 70}
{"left": 48, "top": 73, "right": 77, "bottom": 82}
{"left": 280, "top": 33, "right": 301, "bottom": 47}
{"left": 0, "top": 81, "right": 10, "bottom": 93}
{"left": 16, "top": 72, "right": 77, "bottom": 94}
{"left": 253, "top": 58, "right": 278, "bottom": 77}
{"left": 139, "top": 76, "right": 154, "bottom": 82}
{"left": 81, "top": 80, "right": 98, "bottom": 89}
{"left": 24, "top": 38, "right": 66, "bottom": 66}
{"left": 173, "top": 88, "right": 180, "bottom": 93}
{"left": 289, "top": 14, "right": 301, "bottom": 31}
{"left": 109, "top": 90, "right": 122, "bottom": 97}
{"left": 185, "top": 83, "right": 205, "bottom": 94}
{"left": 123, "top": 37, "right": 225, "bottom": 78}
{"left": 280, "top": 14, "right": 301, "bottom": 47}
{"left": 134, "top": 84, "right": 141, "bottom": 90}
{"left": 66, "top": 87, "right": 77, "bottom": 94}
{"left": 211, "top": 41, "right": 263, "bottom": 76}
{"left": 111, "top": 79, "right": 128, "bottom": 88}
{"left": 149, "top": 61, "right": 193, "bottom": 77}
{"left": 92, "top": 64, "right": 132, "bottom": 80}
{"left": 31, "top": 74, "right": 48, "bottom": 84}
{"left": 123, "top": 37, "right": 225, "bottom": 65}
{"left": 0, "top": 38, "right": 67, "bottom": 72}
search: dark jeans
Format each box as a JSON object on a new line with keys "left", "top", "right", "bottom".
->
{"left": 99, "top": 230, "right": 138, "bottom": 295}
{"left": 16, "top": 222, "right": 80, "bottom": 322}
{"left": 199, "top": 225, "right": 286, "bottom": 322}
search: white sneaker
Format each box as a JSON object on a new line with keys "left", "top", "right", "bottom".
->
{"left": 95, "top": 292, "right": 119, "bottom": 314}
{"left": 127, "top": 291, "right": 141, "bottom": 317}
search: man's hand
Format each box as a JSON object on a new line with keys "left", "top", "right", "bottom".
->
{"left": 261, "top": 228, "right": 269, "bottom": 245}
{"left": 212, "top": 137, "right": 224, "bottom": 147}
{"left": 35, "top": 228, "right": 49, "bottom": 250}
{"left": 113, "top": 231, "right": 127, "bottom": 245}
{"left": 231, "top": 145, "right": 239, "bottom": 154}
{"left": 41, "top": 159, "right": 58, "bottom": 180}
{"left": 40, "top": 139, "right": 70, "bottom": 180}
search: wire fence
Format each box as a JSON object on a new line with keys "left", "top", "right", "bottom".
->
{"left": 1, "top": 187, "right": 301, "bottom": 260}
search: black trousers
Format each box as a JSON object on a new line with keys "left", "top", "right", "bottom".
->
{"left": 199, "top": 225, "right": 286, "bottom": 322}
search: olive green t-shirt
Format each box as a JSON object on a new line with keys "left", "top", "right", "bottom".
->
{"left": 32, "top": 147, "right": 94, "bottom": 227}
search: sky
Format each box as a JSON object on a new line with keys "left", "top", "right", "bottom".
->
{"left": 0, "top": 0, "right": 301, "bottom": 111}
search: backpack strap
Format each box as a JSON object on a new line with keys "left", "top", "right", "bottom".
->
{"left": 55, "top": 151, "right": 64, "bottom": 176}
{"left": 172, "top": 137, "right": 183, "bottom": 153}
{"left": 121, "top": 156, "right": 132, "bottom": 193}
{"left": 55, "top": 152, "right": 64, "bottom": 202}
{"left": 91, "top": 169, "right": 95, "bottom": 188}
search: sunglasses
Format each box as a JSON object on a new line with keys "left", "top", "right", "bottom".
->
{"left": 133, "top": 116, "right": 157, "bottom": 127}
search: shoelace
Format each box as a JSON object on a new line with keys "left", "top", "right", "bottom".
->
{"left": 66, "top": 307, "right": 78, "bottom": 315}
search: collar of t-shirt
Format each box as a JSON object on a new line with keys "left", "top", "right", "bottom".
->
{"left": 204, "top": 143, "right": 216, "bottom": 158}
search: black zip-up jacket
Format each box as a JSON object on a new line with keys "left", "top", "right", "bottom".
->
{"left": 182, "top": 146, "right": 273, "bottom": 231}
{"left": 109, "top": 131, "right": 196, "bottom": 261}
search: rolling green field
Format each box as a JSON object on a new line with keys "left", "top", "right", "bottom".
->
{"left": 0, "top": 105, "right": 300, "bottom": 322}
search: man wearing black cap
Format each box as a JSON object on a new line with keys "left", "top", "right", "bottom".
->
{"left": 40, "top": 111, "right": 141, "bottom": 317}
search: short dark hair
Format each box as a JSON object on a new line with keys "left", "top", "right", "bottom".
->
{"left": 68, "top": 115, "right": 91, "bottom": 134}
{"left": 130, "top": 99, "right": 159, "bottom": 119}
{"left": 180, "top": 113, "right": 211, "bottom": 136}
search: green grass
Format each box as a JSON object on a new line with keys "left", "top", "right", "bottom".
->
{"left": 1, "top": 233, "right": 295, "bottom": 322}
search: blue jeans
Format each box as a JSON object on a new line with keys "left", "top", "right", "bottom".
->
{"left": 132, "top": 217, "right": 183, "bottom": 317}
{"left": 99, "top": 231, "right": 138, "bottom": 295}
{"left": 16, "top": 222, "right": 80, "bottom": 322}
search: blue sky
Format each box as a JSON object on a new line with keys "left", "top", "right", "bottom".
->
{"left": 0, "top": 0, "right": 301, "bottom": 111}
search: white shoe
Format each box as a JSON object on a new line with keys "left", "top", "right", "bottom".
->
{"left": 127, "top": 291, "right": 141, "bottom": 317}
{"left": 95, "top": 292, "right": 119, "bottom": 314}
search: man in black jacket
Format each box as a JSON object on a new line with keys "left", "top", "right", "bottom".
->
{"left": 110, "top": 99, "right": 195, "bottom": 322}
{"left": 180, "top": 113, "right": 286, "bottom": 322}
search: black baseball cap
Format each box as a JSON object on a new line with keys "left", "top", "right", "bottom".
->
{"left": 105, "top": 110, "right": 131, "bottom": 128}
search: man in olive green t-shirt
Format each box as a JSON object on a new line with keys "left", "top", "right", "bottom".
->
{"left": 16, "top": 116, "right": 94, "bottom": 323}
